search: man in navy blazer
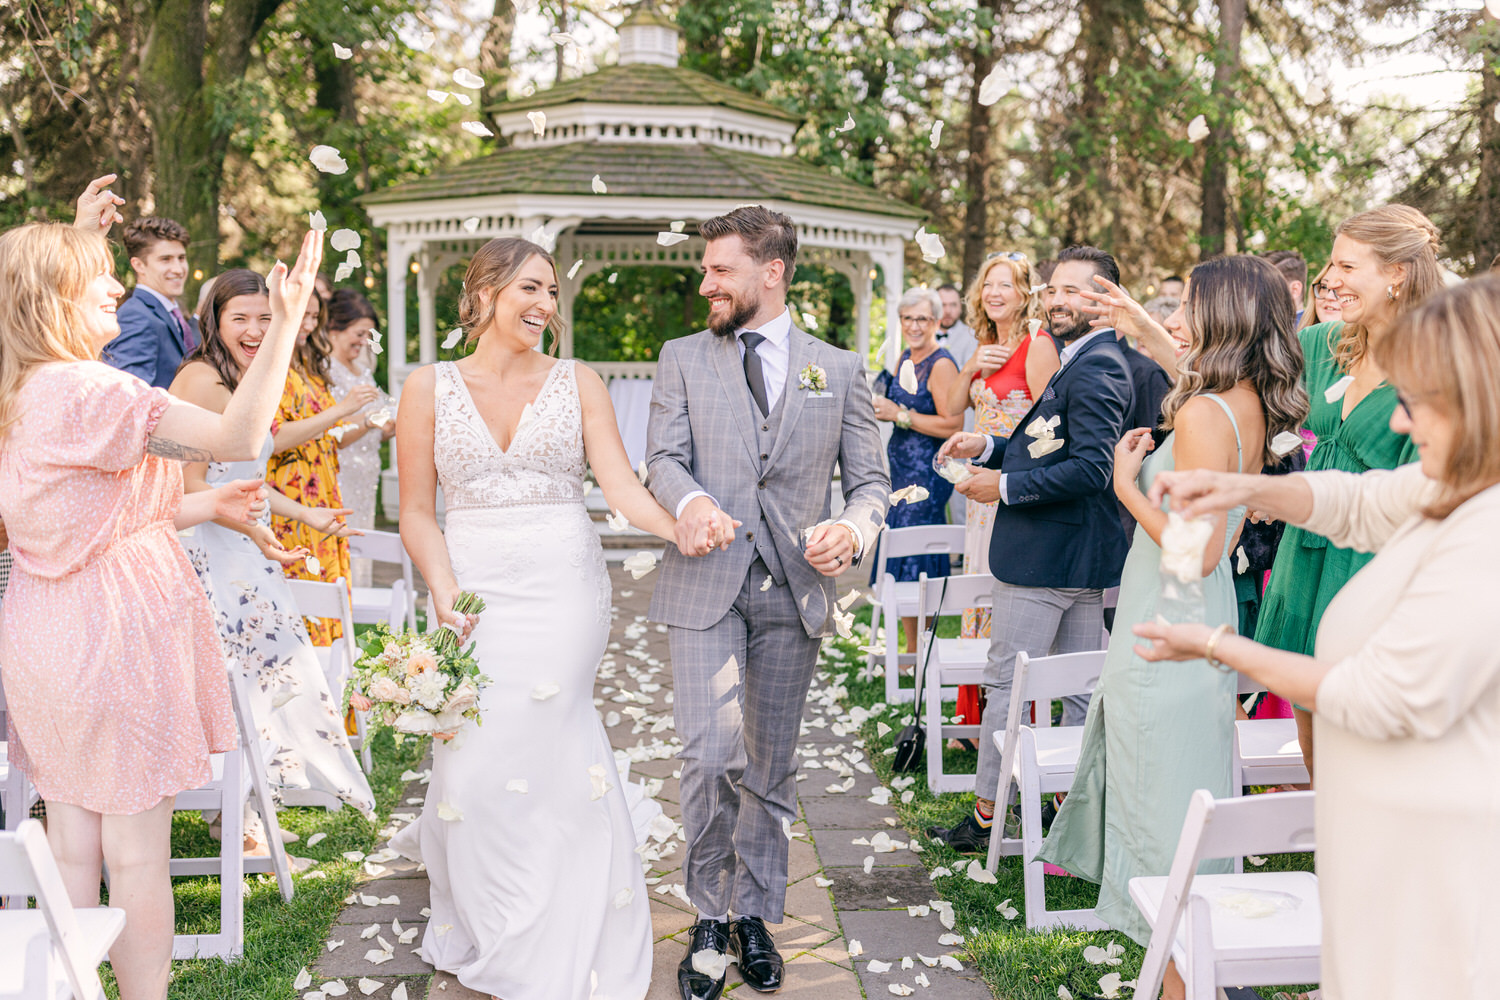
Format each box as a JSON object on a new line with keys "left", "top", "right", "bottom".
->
{"left": 103, "top": 216, "right": 196, "bottom": 388}
{"left": 928, "top": 245, "right": 1134, "bottom": 853}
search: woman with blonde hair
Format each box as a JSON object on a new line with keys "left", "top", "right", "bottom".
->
{"left": 1135, "top": 274, "right": 1500, "bottom": 1000}
{"left": 1037, "top": 255, "right": 1308, "bottom": 999}
{"left": 1255, "top": 204, "right": 1445, "bottom": 782}
{"left": 0, "top": 218, "right": 322, "bottom": 1000}
{"left": 388, "top": 237, "right": 676, "bottom": 998}
{"left": 1297, "top": 259, "right": 1344, "bottom": 332}
{"left": 938, "top": 252, "right": 1059, "bottom": 732}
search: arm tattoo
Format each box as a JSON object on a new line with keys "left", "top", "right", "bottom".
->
{"left": 146, "top": 436, "right": 214, "bottom": 462}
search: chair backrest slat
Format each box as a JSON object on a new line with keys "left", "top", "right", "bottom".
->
{"left": 347, "top": 529, "right": 408, "bottom": 566}
{"left": 2, "top": 820, "right": 108, "bottom": 1000}
{"left": 875, "top": 525, "right": 966, "bottom": 568}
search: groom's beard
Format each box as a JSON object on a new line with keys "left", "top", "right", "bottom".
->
{"left": 708, "top": 292, "right": 762, "bottom": 338}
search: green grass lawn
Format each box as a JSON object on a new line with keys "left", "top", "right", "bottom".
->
{"left": 95, "top": 727, "right": 426, "bottom": 1000}
{"left": 820, "top": 609, "right": 1317, "bottom": 1000}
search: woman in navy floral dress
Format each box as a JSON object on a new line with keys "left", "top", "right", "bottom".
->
{"left": 872, "top": 288, "right": 963, "bottom": 652}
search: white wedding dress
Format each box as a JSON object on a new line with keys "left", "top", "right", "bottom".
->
{"left": 392, "top": 360, "right": 650, "bottom": 1000}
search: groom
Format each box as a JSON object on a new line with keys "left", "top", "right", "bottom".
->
{"left": 646, "top": 205, "right": 889, "bottom": 999}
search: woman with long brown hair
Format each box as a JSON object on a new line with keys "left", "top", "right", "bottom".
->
{"left": 1037, "top": 255, "right": 1308, "bottom": 999}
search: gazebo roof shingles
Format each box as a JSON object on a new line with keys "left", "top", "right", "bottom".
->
{"left": 360, "top": 142, "right": 927, "bottom": 219}
{"left": 491, "top": 63, "right": 802, "bottom": 124}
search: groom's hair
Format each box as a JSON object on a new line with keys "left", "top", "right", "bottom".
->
{"left": 699, "top": 206, "right": 798, "bottom": 288}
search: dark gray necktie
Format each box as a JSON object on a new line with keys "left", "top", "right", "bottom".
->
{"left": 740, "top": 331, "right": 769, "bottom": 416}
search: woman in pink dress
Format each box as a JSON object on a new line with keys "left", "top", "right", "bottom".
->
{"left": 939, "top": 252, "right": 1059, "bottom": 736}
{"left": 0, "top": 219, "right": 323, "bottom": 1000}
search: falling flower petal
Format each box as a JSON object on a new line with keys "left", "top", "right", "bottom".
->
{"left": 588, "top": 762, "right": 611, "bottom": 800}
{"left": 550, "top": 31, "right": 576, "bottom": 44}
{"left": 452, "top": 68, "right": 484, "bottom": 89}
{"left": 836, "top": 114, "right": 856, "bottom": 133}
{"left": 1187, "top": 114, "right": 1210, "bottom": 142}
{"left": 461, "top": 216, "right": 480, "bottom": 233}
{"left": 760, "top": 576, "right": 773, "bottom": 592}
{"left": 929, "top": 121, "right": 943, "bottom": 148}
{"left": 436, "top": 802, "right": 462, "bottom": 822}
{"left": 978, "top": 64, "right": 1008, "bottom": 105}
{"left": 913, "top": 227, "right": 945, "bottom": 264}
{"left": 527, "top": 111, "right": 547, "bottom": 135}
{"left": 670, "top": 220, "right": 686, "bottom": 232}
{"left": 1235, "top": 545, "right": 1249, "bottom": 574}
{"left": 309, "top": 211, "right": 327, "bottom": 232}
{"left": 528, "top": 223, "right": 557, "bottom": 253}
{"left": 310, "top": 145, "right": 349, "bottom": 175}
{"left": 344, "top": 249, "right": 361, "bottom": 270}
{"left": 657, "top": 232, "right": 690, "bottom": 246}
{"left": 461, "top": 121, "right": 494, "bottom": 137}
{"left": 1270, "top": 430, "right": 1304, "bottom": 457}
{"left": 333, "top": 43, "right": 353, "bottom": 59}
{"left": 426, "top": 89, "right": 451, "bottom": 103}
{"left": 591, "top": 174, "right": 607, "bottom": 194}
{"left": 441, "top": 328, "right": 465, "bottom": 351}
{"left": 1324, "top": 374, "right": 1354, "bottom": 403}
{"left": 691, "top": 950, "right": 728, "bottom": 979}
{"left": 890, "top": 485, "right": 930, "bottom": 506}
{"left": 531, "top": 683, "right": 560, "bottom": 701}
{"left": 330, "top": 229, "right": 361, "bottom": 252}
{"left": 1247, "top": 854, "right": 1267, "bottom": 866}
{"left": 623, "top": 551, "right": 658, "bottom": 580}
{"left": 606, "top": 510, "right": 629, "bottom": 531}
{"left": 567, "top": 259, "right": 585, "bottom": 279}
{"left": 898, "top": 357, "right": 918, "bottom": 393}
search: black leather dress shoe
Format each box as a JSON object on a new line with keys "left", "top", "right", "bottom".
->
{"left": 925, "top": 813, "right": 991, "bottom": 853}
{"left": 729, "top": 915, "right": 784, "bottom": 992}
{"left": 677, "top": 918, "right": 731, "bottom": 1000}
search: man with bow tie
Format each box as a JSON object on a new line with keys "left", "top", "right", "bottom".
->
{"left": 927, "top": 245, "right": 1134, "bottom": 853}
{"left": 104, "top": 216, "right": 198, "bottom": 388}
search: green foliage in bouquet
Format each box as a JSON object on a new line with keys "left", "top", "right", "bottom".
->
{"left": 346, "top": 592, "right": 491, "bottom": 740}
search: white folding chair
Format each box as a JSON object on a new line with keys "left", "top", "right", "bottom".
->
{"left": 0, "top": 819, "right": 125, "bottom": 1000}
{"left": 170, "top": 671, "right": 294, "bottom": 960}
{"left": 286, "top": 578, "right": 371, "bottom": 772}
{"left": 0, "top": 673, "right": 41, "bottom": 836}
{"left": 1130, "top": 789, "right": 1320, "bottom": 1000}
{"left": 1234, "top": 675, "right": 1309, "bottom": 796}
{"left": 983, "top": 649, "right": 1106, "bottom": 930}
{"left": 868, "top": 525, "right": 966, "bottom": 704}
{"left": 913, "top": 572, "right": 995, "bottom": 794}
{"left": 348, "top": 529, "right": 418, "bottom": 632}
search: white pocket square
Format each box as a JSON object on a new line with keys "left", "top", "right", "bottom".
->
{"left": 1024, "top": 414, "right": 1062, "bottom": 438}
{"left": 1027, "top": 436, "right": 1065, "bottom": 459}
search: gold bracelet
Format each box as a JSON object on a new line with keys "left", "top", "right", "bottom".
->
{"left": 1203, "top": 623, "right": 1234, "bottom": 673}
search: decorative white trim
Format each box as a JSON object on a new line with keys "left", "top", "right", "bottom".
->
{"left": 493, "top": 103, "right": 796, "bottom": 154}
{"left": 618, "top": 22, "right": 679, "bottom": 67}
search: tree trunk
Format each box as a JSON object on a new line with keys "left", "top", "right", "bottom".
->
{"left": 1475, "top": 15, "right": 1500, "bottom": 271}
{"left": 960, "top": 0, "right": 1004, "bottom": 289}
{"left": 1062, "top": 0, "right": 1113, "bottom": 248}
{"left": 136, "top": 0, "right": 283, "bottom": 284}
{"left": 479, "top": 0, "right": 516, "bottom": 108}
{"left": 1199, "top": 0, "right": 1246, "bottom": 258}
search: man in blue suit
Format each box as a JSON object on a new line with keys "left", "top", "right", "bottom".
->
{"left": 103, "top": 217, "right": 196, "bottom": 388}
{"left": 928, "top": 245, "right": 1134, "bottom": 852}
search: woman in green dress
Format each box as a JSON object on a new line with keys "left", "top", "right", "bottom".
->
{"left": 1254, "top": 205, "right": 1447, "bottom": 780}
{"left": 1037, "top": 256, "right": 1308, "bottom": 998}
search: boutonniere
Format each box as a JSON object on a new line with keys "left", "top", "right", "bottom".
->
{"left": 1024, "top": 414, "right": 1065, "bottom": 459}
{"left": 798, "top": 363, "right": 828, "bottom": 392}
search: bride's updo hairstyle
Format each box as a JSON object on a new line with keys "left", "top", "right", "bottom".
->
{"left": 1158, "top": 254, "right": 1309, "bottom": 466}
{"left": 456, "top": 237, "right": 565, "bottom": 351}
{"left": 182, "top": 268, "right": 269, "bottom": 392}
{"left": 0, "top": 223, "right": 114, "bottom": 438}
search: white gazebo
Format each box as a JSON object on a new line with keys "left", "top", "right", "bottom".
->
{"left": 361, "top": 2, "right": 924, "bottom": 505}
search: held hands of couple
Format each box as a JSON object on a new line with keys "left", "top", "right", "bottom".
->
{"left": 675, "top": 496, "right": 740, "bottom": 557}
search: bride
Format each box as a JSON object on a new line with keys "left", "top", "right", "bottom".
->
{"left": 390, "top": 237, "right": 680, "bottom": 999}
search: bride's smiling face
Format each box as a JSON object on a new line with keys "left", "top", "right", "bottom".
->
{"left": 481, "top": 255, "right": 559, "bottom": 350}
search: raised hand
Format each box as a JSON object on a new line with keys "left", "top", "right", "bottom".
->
{"left": 73, "top": 174, "right": 125, "bottom": 233}
{"left": 213, "top": 478, "right": 268, "bottom": 524}
{"left": 248, "top": 524, "right": 308, "bottom": 565}
{"left": 1146, "top": 468, "right": 1255, "bottom": 518}
{"left": 302, "top": 506, "right": 362, "bottom": 538}
{"left": 1081, "top": 275, "right": 1178, "bottom": 370}
{"left": 334, "top": 384, "right": 380, "bottom": 418}
{"left": 269, "top": 229, "right": 325, "bottom": 326}
{"left": 937, "top": 431, "right": 987, "bottom": 462}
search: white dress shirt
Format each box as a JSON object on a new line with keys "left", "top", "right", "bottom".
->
{"left": 975, "top": 328, "right": 1114, "bottom": 503}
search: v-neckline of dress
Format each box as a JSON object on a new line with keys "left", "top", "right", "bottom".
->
{"left": 450, "top": 360, "right": 563, "bottom": 457}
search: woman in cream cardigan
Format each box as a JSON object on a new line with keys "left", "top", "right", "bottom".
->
{"left": 1133, "top": 273, "right": 1500, "bottom": 1000}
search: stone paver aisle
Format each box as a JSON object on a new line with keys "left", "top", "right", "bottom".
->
{"left": 305, "top": 564, "right": 992, "bottom": 1000}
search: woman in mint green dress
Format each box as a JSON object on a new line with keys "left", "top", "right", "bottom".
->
{"left": 1253, "top": 206, "right": 1446, "bottom": 779}
{"left": 1038, "top": 256, "right": 1309, "bottom": 994}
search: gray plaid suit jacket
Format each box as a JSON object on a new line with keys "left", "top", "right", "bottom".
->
{"left": 646, "top": 325, "right": 890, "bottom": 637}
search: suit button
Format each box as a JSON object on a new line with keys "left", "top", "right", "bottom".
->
{"left": 745, "top": 531, "right": 755, "bottom": 540}
{"left": 762, "top": 425, "right": 769, "bottom": 431}
{"left": 760, "top": 453, "right": 769, "bottom": 460}
{"left": 758, "top": 481, "right": 766, "bottom": 489}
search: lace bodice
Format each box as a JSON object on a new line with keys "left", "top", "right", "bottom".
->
{"left": 433, "top": 360, "right": 586, "bottom": 511}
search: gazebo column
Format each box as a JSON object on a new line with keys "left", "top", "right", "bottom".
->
{"left": 386, "top": 239, "right": 414, "bottom": 396}
{"left": 853, "top": 254, "right": 873, "bottom": 366}
{"left": 873, "top": 246, "right": 905, "bottom": 372}
{"left": 555, "top": 228, "right": 578, "bottom": 358}
{"left": 417, "top": 246, "right": 438, "bottom": 364}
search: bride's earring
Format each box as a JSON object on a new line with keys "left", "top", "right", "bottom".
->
{"left": 1386, "top": 283, "right": 1399, "bottom": 301}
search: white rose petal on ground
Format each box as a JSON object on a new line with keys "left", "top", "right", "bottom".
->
{"left": 997, "top": 898, "right": 1019, "bottom": 919}
{"left": 938, "top": 932, "right": 964, "bottom": 946}
{"left": 531, "top": 683, "right": 560, "bottom": 701}
{"left": 622, "top": 551, "right": 657, "bottom": 580}
{"left": 978, "top": 64, "right": 1008, "bottom": 105}
{"left": 965, "top": 859, "right": 997, "bottom": 884}
{"left": 452, "top": 68, "right": 484, "bottom": 89}
{"left": 848, "top": 939, "right": 864, "bottom": 957}
{"left": 928, "top": 866, "right": 951, "bottom": 880}
{"left": 309, "top": 211, "right": 328, "bottom": 232}
{"left": 1083, "top": 943, "right": 1124, "bottom": 966}
{"left": 863, "top": 855, "right": 875, "bottom": 874}
{"left": 1098, "top": 972, "right": 1125, "bottom": 998}
{"left": 333, "top": 44, "right": 353, "bottom": 59}
{"left": 1059, "top": 987, "right": 1074, "bottom": 1000}
{"left": 657, "top": 231, "right": 690, "bottom": 246}
{"left": 306, "top": 832, "right": 327, "bottom": 847}
{"left": 359, "top": 924, "right": 379, "bottom": 939}
{"left": 323, "top": 982, "right": 349, "bottom": 997}
{"left": 442, "top": 328, "right": 465, "bottom": 350}
{"left": 357, "top": 978, "right": 383, "bottom": 995}
{"left": 295, "top": 968, "right": 313, "bottom": 989}
{"left": 591, "top": 174, "right": 608, "bottom": 194}
{"left": 1187, "top": 114, "right": 1210, "bottom": 142}
{"left": 867, "top": 959, "right": 892, "bottom": 973}
{"left": 527, "top": 111, "right": 547, "bottom": 135}
{"left": 436, "top": 802, "right": 463, "bottom": 822}
{"left": 461, "top": 121, "right": 495, "bottom": 138}
{"left": 815, "top": 876, "right": 834, "bottom": 887}
{"left": 917, "top": 953, "right": 937, "bottom": 967}
{"left": 901, "top": 958, "right": 914, "bottom": 970}
{"left": 330, "top": 229, "right": 361, "bottom": 252}
{"left": 938, "top": 955, "right": 963, "bottom": 971}
{"left": 691, "top": 950, "right": 728, "bottom": 979}
{"left": 506, "top": 778, "right": 529, "bottom": 793}
{"left": 392, "top": 986, "right": 408, "bottom": 1000}
{"left": 327, "top": 938, "right": 345, "bottom": 950}
{"left": 310, "top": 145, "right": 349, "bottom": 174}
{"left": 889, "top": 986, "right": 914, "bottom": 997}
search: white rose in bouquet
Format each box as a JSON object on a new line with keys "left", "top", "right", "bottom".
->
{"left": 394, "top": 709, "right": 440, "bottom": 734}
{"left": 368, "top": 675, "right": 408, "bottom": 704}
{"left": 441, "top": 679, "right": 480, "bottom": 715}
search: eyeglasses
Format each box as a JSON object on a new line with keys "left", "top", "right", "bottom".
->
{"left": 986, "top": 250, "right": 1028, "bottom": 263}
{"left": 1394, "top": 390, "right": 1416, "bottom": 419}
{"left": 1313, "top": 282, "right": 1335, "bottom": 298}
{"left": 899, "top": 315, "right": 936, "bottom": 327}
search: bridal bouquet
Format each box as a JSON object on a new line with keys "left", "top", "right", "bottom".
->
{"left": 346, "top": 592, "right": 491, "bottom": 738}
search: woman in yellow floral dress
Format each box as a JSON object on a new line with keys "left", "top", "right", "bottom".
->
{"left": 939, "top": 252, "right": 1058, "bottom": 734}
{"left": 268, "top": 292, "right": 377, "bottom": 643}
